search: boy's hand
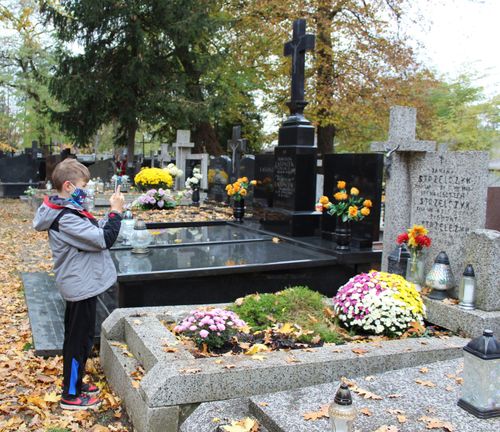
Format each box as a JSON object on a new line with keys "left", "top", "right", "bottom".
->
{"left": 110, "top": 185, "right": 125, "bottom": 213}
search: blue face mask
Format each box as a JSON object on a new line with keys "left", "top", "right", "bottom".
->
{"left": 70, "top": 184, "right": 88, "bottom": 206}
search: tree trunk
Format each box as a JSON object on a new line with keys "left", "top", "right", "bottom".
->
{"left": 126, "top": 122, "right": 137, "bottom": 176}
{"left": 193, "top": 121, "right": 223, "bottom": 155}
{"left": 314, "top": 1, "right": 336, "bottom": 154}
{"left": 317, "top": 124, "right": 336, "bottom": 155}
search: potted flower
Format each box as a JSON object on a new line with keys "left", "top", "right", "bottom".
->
{"left": 134, "top": 167, "right": 174, "bottom": 191}
{"left": 132, "top": 188, "right": 179, "bottom": 210}
{"left": 317, "top": 180, "right": 372, "bottom": 250}
{"left": 396, "top": 224, "right": 432, "bottom": 291}
{"left": 225, "top": 177, "right": 256, "bottom": 223}
{"left": 165, "top": 163, "right": 183, "bottom": 180}
{"left": 185, "top": 167, "right": 203, "bottom": 205}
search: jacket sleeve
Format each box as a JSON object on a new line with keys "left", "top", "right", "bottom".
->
{"left": 58, "top": 212, "right": 122, "bottom": 251}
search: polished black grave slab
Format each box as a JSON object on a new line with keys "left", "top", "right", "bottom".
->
{"left": 22, "top": 272, "right": 116, "bottom": 356}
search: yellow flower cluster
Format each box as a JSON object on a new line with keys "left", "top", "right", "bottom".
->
{"left": 134, "top": 167, "right": 174, "bottom": 189}
{"left": 225, "top": 177, "right": 256, "bottom": 198}
{"left": 319, "top": 180, "right": 373, "bottom": 220}
{"left": 375, "top": 271, "right": 425, "bottom": 317}
{"left": 408, "top": 225, "right": 428, "bottom": 248}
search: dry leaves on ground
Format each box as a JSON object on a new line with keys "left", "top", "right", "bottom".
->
{"left": 302, "top": 404, "right": 329, "bottom": 421}
{"left": 418, "top": 416, "right": 455, "bottom": 431}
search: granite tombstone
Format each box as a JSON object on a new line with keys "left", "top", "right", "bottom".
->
{"left": 207, "top": 155, "right": 232, "bottom": 202}
{"left": 322, "top": 153, "right": 384, "bottom": 248}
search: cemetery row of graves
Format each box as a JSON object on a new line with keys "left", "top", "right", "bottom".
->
{"left": 1, "top": 19, "right": 499, "bottom": 432}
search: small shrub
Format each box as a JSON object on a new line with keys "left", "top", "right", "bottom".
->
{"left": 230, "top": 286, "right": 343, "bottom": 344}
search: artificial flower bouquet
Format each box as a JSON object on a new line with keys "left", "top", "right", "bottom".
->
{"left": 185, "top": 167, "right": 203, "bottom": 190}
{"left": 165, "top": 163, "right": 183, "bottom": 179}
{"left": 133, "top": 188, "right": 181, "bottom": 210}
{"left": 134, "top": 167, "right": 174, "bottom": 190}
{"left": 333, "top": 270, "right": 426, "bottom": 337}
{"left": 317, "top": 180, "right": 372, "bottom": 222}
{"left": 396, "top": 224, "right": 432, "bottom": 254}
{"left": 225, "top": 177, "right": 257, "bottom": 202}
{"left": 174, "top": 308, "right": 247, "bottom": 350}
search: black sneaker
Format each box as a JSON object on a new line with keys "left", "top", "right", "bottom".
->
{"left": 60, "top": 394, "right": 101, "bottom": 410}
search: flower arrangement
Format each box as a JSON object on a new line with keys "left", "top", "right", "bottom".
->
{"left": 134, "top": 167, "right": 174, "bottom": 190}
{"left": 174, "top": 308, "right": 247, "bottom": 350}
{"left": 208, "top": 168, "right": 229, "bottom": 185}
{"left": 185, "top": 167, "right": 203, "bottom": 190}
{"left": 165, "top": 163, "right": 183, "bottom": 179}
{"left": 225, "top": 177, "right": 256, "bottom": 202}
{"left": 333, "top": 270, "right": 426, "bottom": 337}
{"left": 24, "top": 186, "right": 38, "bottom": 197}
{"left": 133, "top": 188, "right": 180, "bottom": 210}
{"left": 317, "top": 180, "right": 372, "bottom": 222}
{"left": 396, "top": 224, "right": 432, "bottom": 252}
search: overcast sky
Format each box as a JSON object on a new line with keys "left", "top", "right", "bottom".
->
{"left": 404, "top": 0, "right": 500, "bottom": 96}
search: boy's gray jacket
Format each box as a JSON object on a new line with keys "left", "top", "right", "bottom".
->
{"left": 33, "top": 195, "right": 122, "bottom": 301}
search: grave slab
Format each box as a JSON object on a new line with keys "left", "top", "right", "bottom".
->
{"left": 100, "top": 305, "right": 467, "bottom": 432}
{"left": 250, "top": 358, "right": 499, "bottom": 432}
{"left": 423, "top": 296, "right": 500, "bottom": 338}
{"left": 22, "top": 272, "right": 116, "bottom": 356}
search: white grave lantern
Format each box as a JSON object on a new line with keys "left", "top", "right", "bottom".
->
{"left": 458, "top": 330, "right": 500, "bottom": 418}
{"left": 329, "top": 383, "right": 356, "bottom": 431}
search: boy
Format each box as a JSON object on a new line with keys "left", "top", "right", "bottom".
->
{"left": 33, "top": 158, "right": 124, "bottom": 410}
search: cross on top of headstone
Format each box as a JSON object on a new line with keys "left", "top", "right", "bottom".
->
{"left": 284, "top": 18, "right": 315, "bottom": 116}
{"left": 371, "top": 106, "right": 436, "bottom": 153}
{"left": 174, "top": 130, "right": 194, "bottom": 148}
{"left": 228, "top": 125, "right": 248, "bottom": 179}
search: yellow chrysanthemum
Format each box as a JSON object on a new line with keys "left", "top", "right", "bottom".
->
{"left": 337, "top": 180, "right": 346, "bottom": 189}
{"left": 240, "top": 177, "right": 248, "bottom": 183}
{"left": 334, "top": 192, "right": 348, "bottom": 201}
{"left": 363, "top": 199, "right": 372, "bottom": 208}
{"left": 361, "top": 207, "right": 370, "bottom": 216}
{"left": 240, "top": 188, "right": 247, "bottom": 196}
{"left": 408, "top": 224, "right": 428, "bottom": 238}
{"left": 250, "top": 180, "right": 257, "bottom": 186}
{"left": 350, "top": 187, "right": 359, "bottom": 196}
{"left": 134, "top": 167, "right": 173, "bottom": 189}
{"left": 348, "top": 205, "right": 358, "bottom": 217}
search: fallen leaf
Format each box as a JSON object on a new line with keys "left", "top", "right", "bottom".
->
{"left": 286, "top": 356, "right": 300, "bottom": 364}
{"left": 163, "top": 346, "right": 178, "bottom": 353}
{"left": 397, "top": 415, "right": 407, "bottom": 424}
{"left": 89, "top": 426, "right": 109, "bottom": 432}
{"left": 360, "top": 407, "right": 373, "bottom": 416}
{"left": 387, "top": 394, "right": 402, "bottom": 398}
{"left": 179, "top": 368, "right": 202, "bottom": 374}
{"left": 245, "top": 344, "right": 269, "bottom": 355}
{"left": 387, "top": 409, "right": 405, "bottom": 415}
{"left": 133, "top": 319, "right": 142, "bottom": 325}
{"left": 419, "top": 367, "right": 429, "bottom": 374}
{"left": 352, "top": 347, "right": 369, "bottom": 355}
{"left": 258, "top": 402, "right": 269, "bottom": 407}
{"left": 221, "top": 417, "right": 259, "bottom": 432}
{"left": 303, "top": 404, "right": 329, "bottom": 421}
{"left": 418, "top": 416, "right": 455, "bottom": 431}
{"left": 224, "top": 365, "right": 236, "bottom": 369}
{"left": 272, "top": 237, "right": 281, "bottom": 243}
{"left": 415, "top": 379, "right": 436, "bottom": 387}
{"left": 251, "top": 354, "right": 266, "bottom": 361}
{"left": 373, "top": 426, "right": 399, "bottom": 432}
{"left": 131, "top": 381, "right": 140, "bottom": 388}
{"left": 43, "top": 391, "right": 60, "bottom": 403}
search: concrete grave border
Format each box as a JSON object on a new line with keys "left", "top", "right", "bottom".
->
{"left": 101, "top": 305, "right": 468, "bottom": 432}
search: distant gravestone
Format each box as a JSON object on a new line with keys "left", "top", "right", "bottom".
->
{"left": 185, "top": 153, "right": 209, "bottom": 190}
{"left": 240, "top": 155, "right": 255, "bottom": 204}
{"left": 322, "top": 153, "right": 384, "bottom": 248}
{"left": 372, "top": 106, "right": 489, "bottom": 278}
{"left": 173, "top": 130, "right": 195, "bottom": 189}
{"left": 227, "top": 125, "right": 248, "bottom": 183}
{"left": 88, "top": 158, "right": 115, "bottom": 182}
{"left": 253, "top": 154, "right": 274, "bottom": 208}
{"left": 207, "top": 155, "right": 232, "bottom": 202}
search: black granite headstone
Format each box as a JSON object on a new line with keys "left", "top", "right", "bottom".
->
{"left": 0, "top": 153, "right": 40, "bottom": 183}
{"left": 253, "top": 154, "right": 274, "bottom": 208}
{"left": 207, "top": 155, "right": 232, "bottom": 202}
{"left": 240, "top": 155, "right": 255, "bottom": 204}
{"left": 322, "top": 153, "right": 384, "bottom": 248}
{"left": 88, "top": 158, "right": 115, "bottom": 182}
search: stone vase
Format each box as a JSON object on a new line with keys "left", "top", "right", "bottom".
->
{"left": 191, "top": 188, "right": 200, "bottom": 206}
{"left": 335, "top": 218, "right": 351, "bottom": 251}
{"left": 233, "top": 199, "right": 245, "bottom": 223}
{"left": 406, "top": 249, "right": 426, "bottom": 292}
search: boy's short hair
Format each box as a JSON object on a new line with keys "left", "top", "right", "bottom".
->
{"left": 52, "top": 158, "right": 91, "bottom": 191}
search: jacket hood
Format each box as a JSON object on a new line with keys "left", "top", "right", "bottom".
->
{"left": 33, "top": 195, "right": 84, "bottom": 231}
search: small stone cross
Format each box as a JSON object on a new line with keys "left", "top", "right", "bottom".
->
{"left": 284, "top": 19, "right": 315, "bottom": 115}
{"left": 228, "top": 125, "right": 247, "bottom": 179}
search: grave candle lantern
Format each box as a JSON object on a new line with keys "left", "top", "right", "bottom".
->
{"left": 120, "top": 210, "right": 135, "bottom": 246}
{"left": 130, "top": 219, "right": 153, "bottom": 254}
{"left": 458, "top": 264, "right": 476, "bottom": 310}
{"left": 329, "top": 382, "right": 356, "bottom": 432}
{"left": 458, "top": 329, "right": 500, "bottom": 418}
{"left": 426, "top": 251, "right": 455, "bottom": 300}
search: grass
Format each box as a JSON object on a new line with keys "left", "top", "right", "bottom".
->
{"left": 230, "top": 286, "right": 344, "bottom": 344}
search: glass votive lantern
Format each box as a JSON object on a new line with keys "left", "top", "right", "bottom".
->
{"left": 329, "top": 382, "right": 356, "bottom": 432}
{"left": 458, "top": 264, "right": 476, "bottom": 310}
{"left": 426, "top": 251, "right": 455, "bottom": 300}
{"left": 119, "top": 210, "right": 135, "bottom": 245}
{"left": 130, "top": 219, "right": 153, "bottom": 254}
{"left": 458, "top": 329, "right": 500, "bottom": 418}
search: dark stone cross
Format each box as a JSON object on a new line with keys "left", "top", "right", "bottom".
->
{"left": 284, "top": 18, "right": 315, "bottom": 116}
{"left": 228, "top": 125, "right": 247, "bottom": 180}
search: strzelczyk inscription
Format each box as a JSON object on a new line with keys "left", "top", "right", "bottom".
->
{"left": 413, "top": 166, "right": 475, "bottom": 235}
{"left": 274, "top": 155, "right": 295, "bottom": 200}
